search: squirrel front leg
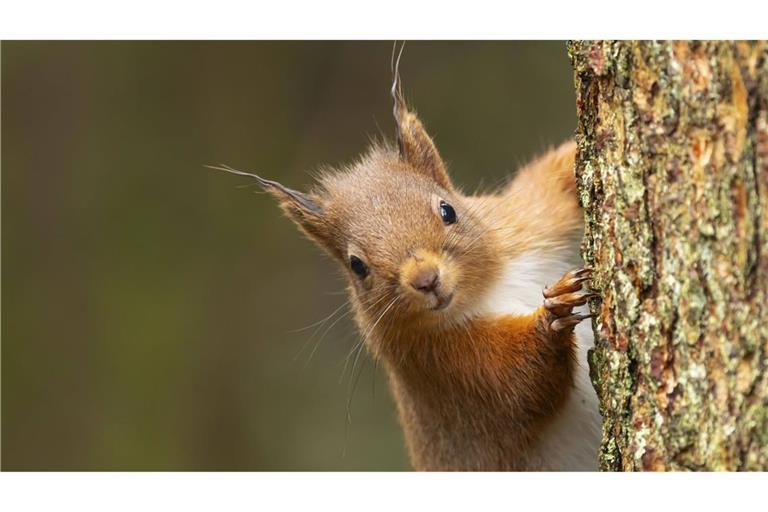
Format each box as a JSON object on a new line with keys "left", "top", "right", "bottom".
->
{"left": 493, "top": 268, "right": 593, "bottom": 425}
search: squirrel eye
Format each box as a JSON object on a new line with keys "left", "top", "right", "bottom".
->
{"left": 439, "top": 200, "right": 457, "bottom": 225}
{"left": 349, "top": 255, "right": 369, "bottom": 278}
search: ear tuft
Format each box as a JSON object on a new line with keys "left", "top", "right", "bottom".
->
{"left": 207, "top": 164, "right": 323, "bottom": 215}
{"left": 390, "top": 48, "right": 453, "bottom": 191}
{"left": 208, "top": 164, "right": 332, "bottom": 250}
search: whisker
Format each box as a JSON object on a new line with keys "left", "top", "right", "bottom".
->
{"left": 290, "top": 299, "right": 351, "bottom": 334}
{"left": 292, "top": 299, "right": 351, "bottom": 362}
{"left": 344, "top": 295, "right": 401, "bottom": 436}
{"left": 344, "top": 295, "right": 399, "bottom": 383}
{"left": 304, "top": 305, "right": 356, "bottom": 366}
{"left": 338, "top": 292, "right": 395, "bottom": 380}
{"left": 301, "top": 284, "right": 398, "bottom": 367}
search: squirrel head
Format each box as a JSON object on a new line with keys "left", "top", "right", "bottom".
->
{"left": 222, "top": 72, "right": 504, "bottom": 342}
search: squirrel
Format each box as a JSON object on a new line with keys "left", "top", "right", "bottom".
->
{"left": 213, "top": 58, "right": 602, "bottom": 471}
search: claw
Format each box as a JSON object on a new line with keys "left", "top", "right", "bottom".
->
{"left": 551, "top": 313, "right": 592, "bottom": 332}
{"left": 544, "top": 292, "right": 589, "bottom": 310}
{"left": 544, "top": 291, "right": 598, "bottom": 317}
{"left": 543, "top": 267, "right": 600, "bottom": 332}
{"left": 543, "top": 274, "right": 591, "bottom": 298}
{"left": 542, "top": 268, "right": 599, "bottom": 331}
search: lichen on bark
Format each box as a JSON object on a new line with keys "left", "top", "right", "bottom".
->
{"left": 569, "top": 41, "right": 768, "bottom": 470}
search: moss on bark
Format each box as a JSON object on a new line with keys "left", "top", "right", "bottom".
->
{"left": 569, "top": 41, "right": 768, "bottom": 470}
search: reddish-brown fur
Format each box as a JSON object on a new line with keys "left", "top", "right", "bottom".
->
{"left": 380, "top": 310, "right": 576, "bottom": 470}
{"left": 366, "top": 267, "right": 588, "bottom": 470}
{"left": 220, "top": 79, "right": 590, "bottom": 470}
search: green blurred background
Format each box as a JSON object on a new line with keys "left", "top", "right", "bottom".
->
{"left": 2, "top": 41, "right": 575, "bottom": 470}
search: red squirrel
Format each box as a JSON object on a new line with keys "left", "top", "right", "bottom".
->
{"left": 213, "top": 60, "right": 602, "bottom": 470}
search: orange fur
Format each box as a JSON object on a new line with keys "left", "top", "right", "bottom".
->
{"left": 237, "top": 87, "right": 590, "bottom": 470}
{"left": 379, "top": 309, "right": 576, "bottom": 470}
{"left": 465, "top": 140, "right": 582, "bottom": 260}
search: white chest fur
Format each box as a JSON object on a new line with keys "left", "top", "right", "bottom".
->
{"left": 477, "top": 248, "right": 602, "bottom": 470}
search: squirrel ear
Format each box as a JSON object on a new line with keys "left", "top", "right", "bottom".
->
{"left": 392, "top": 69, "right": 453, "bottom": 191}
{"left": 255, "top": 175, "right": 332, "bottom": 249}
{"left": 209, "top": 165, "right": 330, "bottom": 247}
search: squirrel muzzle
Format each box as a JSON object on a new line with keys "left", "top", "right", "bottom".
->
{"left": 400, "top": 249, "right": 456, "bottom": 311}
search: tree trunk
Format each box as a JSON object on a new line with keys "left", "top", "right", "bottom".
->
{"left": 568, "top": 41, "right": 768, "bottom": 471}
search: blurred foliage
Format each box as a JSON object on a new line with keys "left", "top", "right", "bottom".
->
{"left": 1, "top": 41, "right": 574, "bottom": 470}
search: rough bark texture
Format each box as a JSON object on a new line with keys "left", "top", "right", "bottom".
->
{"left": 569, "top": 41, "right": 768, "bottom": 471}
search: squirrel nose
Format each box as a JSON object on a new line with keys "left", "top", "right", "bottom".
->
{"left": 410, "top": 267, "right": 440, "bottom": 293}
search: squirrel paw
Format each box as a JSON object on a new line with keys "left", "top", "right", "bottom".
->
{"left": 542, "top": 268, "right": 595, "bottom": 332}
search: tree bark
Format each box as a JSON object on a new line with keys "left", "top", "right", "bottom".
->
{"left": 568, "top": 41, "right": 768, "bottom": 470}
